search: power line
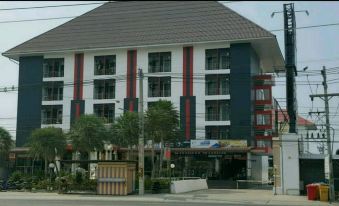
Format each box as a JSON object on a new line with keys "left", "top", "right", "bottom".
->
{"left": 0, "top": 2, "right": 106, "bottom": 11}
{"left": 0, "top": 4, "right": 338, "bottom": 35}
{"left": 0, "top": 16, "right": 78, "bottom": 24}
{"left": 269, "top": 22, "right": 339, "bottom": 32}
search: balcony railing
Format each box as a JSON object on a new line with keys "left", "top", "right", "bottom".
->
{"left": 206, "top": 113, "right": 230, "bottom": 121}
{"left": 41, "top": 117, "right": 62, "bottom": 124}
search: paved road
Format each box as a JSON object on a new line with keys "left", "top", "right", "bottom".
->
{"left": 1, "top": 199, "right": 255, "bottom": 206}
{"left": 0, "top": 190, "right": 336, "bottom": 206}
{"left": 0, "top": 199, "right": 299, "bottom": 206}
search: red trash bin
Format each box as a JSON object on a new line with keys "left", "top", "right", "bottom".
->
{"left": 306, "top": 184, "right": 319, "bottom": 200}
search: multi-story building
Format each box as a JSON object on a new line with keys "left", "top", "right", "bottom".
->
{"left": 3, "top": 1, "right": 284, "bottom": 182}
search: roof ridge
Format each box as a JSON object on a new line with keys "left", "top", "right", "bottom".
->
{"left": 216, "top": 1, "right": 274, "bottom": 38}
{"left": 3, "top": 1, "right": 278, "bottom": 58}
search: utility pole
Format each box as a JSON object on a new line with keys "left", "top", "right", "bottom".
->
{"left": 271, "top": 4, "right": 308, "bottom": 133}
{"left": 283, "top": 3, "right": 297, "bottom": 133}
{"left": 310, "top": 66, "right": 339, "bottom": 202}
{"left": 322, "top": 67, "right": 334, "bottom": 203}
{"left": 138, "top": 68, "right": 144, "bottom": 195}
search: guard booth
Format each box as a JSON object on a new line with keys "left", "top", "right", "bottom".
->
{"left": 97, "top": 161, "right": 137, "bottom": 195}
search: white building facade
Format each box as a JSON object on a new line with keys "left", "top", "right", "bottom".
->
{"left": 3, "top": 1, "right": 285, "bottom": 181}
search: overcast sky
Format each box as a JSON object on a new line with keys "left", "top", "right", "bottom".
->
{"left": 0, "top": 1, "right": 338, "bottom": 151}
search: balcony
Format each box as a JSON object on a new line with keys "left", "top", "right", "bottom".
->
{"left": 94, "top": 103, "right": 115, "bottom": 124}
{"left": 94, "top": 55, "right": 116, "bottom": 75}
{"left": 205, "top": 100, "right": 230, "bottom": 122}
{"left": 41, "top": 105, "right": 63, "bottom": 124}
{"left": 205, "top": 126, "right": 230, "bottom": 139}
{"left": 205, "top": 74, "right": 230, "bottom": 96}
{"left": 42, "top": 82, "right": 63, "bottom": 101}
{"left": 43, "top": 58, "right": 64, "bottom": 78}
{"left": 205, "top": 48, "right": 230, "bottom": 70}
{"left": 148, "top": 77, "right": 171, "bottom": 97}
{"left": 93, "top": 79, "right": 115, "bottom": 99}
{"left": 254, "top": 75, "right": 275, "bottom": 86}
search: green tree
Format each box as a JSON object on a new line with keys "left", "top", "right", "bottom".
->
{"left": 145, "top": 100, "right": 179, "bottom": 177}
{"left": 111, "top": 111, "right": 139, "bottom": 160}
{"left": 28, "top": 127, "right": 66, "bottom": 176}
{"left": 68, "top": 115, "right": 109, "bottom": 162}
{"left": 0, "top": 127, "right": 14, "bottom": 161}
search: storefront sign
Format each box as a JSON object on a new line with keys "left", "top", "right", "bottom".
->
{"left": 164, "top": 147, "right": 171, "bottom": 160}
{"left": 191, "top": 140, "right": 247, "bottom": 148}
{"left": 208, "top": 155, "right": 223, "bottom": 158}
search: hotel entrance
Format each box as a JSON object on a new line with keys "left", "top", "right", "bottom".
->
{"left": 171, "top": 148, "right": 248, "bottom": 181}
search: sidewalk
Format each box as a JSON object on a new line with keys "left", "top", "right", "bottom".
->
{"left": 159, "top": 189, "right": 338, "bottom": 205}
{"left": 1, "top": 189, "right": 338, "bottom": 205}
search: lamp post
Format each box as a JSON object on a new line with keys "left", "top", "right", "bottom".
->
{"left": 170, "top": 163, "right": 175, "bottom": 182}
{"left": 48, "top": 163, "right": 55, "bottom": 191}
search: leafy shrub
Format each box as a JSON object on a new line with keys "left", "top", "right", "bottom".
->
{"left": 144, "top": 178, "right": 170, "bottom": 193}
{"left": 9, "top": 171, "right": 23, "bottom": 183}
{"left": 33, "top": 179, "right": 50, "bottom": 190}
{"left": 55, "top": 172, "right": 97, "bottom": 193}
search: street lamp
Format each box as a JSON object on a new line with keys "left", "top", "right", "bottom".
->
{"left": 170, "top": 163, "right": 175, "bottom": 182}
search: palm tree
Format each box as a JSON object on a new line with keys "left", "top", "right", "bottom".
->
{"left": 0, "top": 127, "right": 14, "bottom": 161}
{"left": 111, "top": 111, "right": 139, "bottom": 160}
{"left": 145, "top": 100, "right": 179, "bottom": 177}
{"left": 68, "top": 115, "right": 110, "bottom": 165}
{"left": 27, "top": 127, "right": 66, "bottom": 176}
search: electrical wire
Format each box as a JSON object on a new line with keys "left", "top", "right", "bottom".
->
{"left": 0, "top": 2, "right": 106, "bottom": 11}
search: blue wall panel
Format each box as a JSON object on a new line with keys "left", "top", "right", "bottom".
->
{"left": 16, "top": 56, "right": 43, "bottom": 147}
{"left": 230, "top": 43, "right": 259, "bottom": 146}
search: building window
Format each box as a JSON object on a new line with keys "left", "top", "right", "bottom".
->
{"left": 94, "top": 104, "right": 114, "bottom": 123}
{"left": 148, "top": 52, "right": 171, "bottom": 73}
{"left": 205, "top": 74, "right": 230, "bottom": 95}
{"left": 206, "top": 48, "right": 230, "bottom": 70}
{"left": 206, "top": 126, "right": 230, "bottom": 139}
{"left": 41, "top": 105, "right": 63, "bottom": 124}
{"left": 42, "top": 81, "right": 63, "bottom": 101}
{"left": 148, "top": 77, "right": 171, "bottom": 97}
{"left": 255, "top": 89, "right": 270, "bottom": 101}
{"left": 205, "top": 100, "right": 230, "bottom": 121}
{"left": 256, "top": 114, "right": 271, "bottom": 125}
{"left": 94, "top": 55, "right": 116, "bottom": 75}
{"left": 94, "top": 79, "right": 115, "bottom": 99}
{"left": 43, "top": 58, "right": 64, "bottom": 78}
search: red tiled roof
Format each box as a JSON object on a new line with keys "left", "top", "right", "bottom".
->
{"left": 277, "top": 109, "right": 315, "bottom": 127}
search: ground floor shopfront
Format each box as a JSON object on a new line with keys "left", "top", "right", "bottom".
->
{"left": 6, "top": 146, "right": 272, "bottom": 188}
{"left": 170, "top": 148, "right": 248, "bottom": 181}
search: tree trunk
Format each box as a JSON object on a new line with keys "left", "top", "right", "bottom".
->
{"left": 151, "top": 138, "right": 155, "bottom": 178}
{"left": 53, "top": 160, "right": 59, "bottom": 176}
{"left": 31, "top": 157, "right": 36, "bottom": 176}
{"left": 44, "top": 159, "right": 48, "bottom": 177}
{"left": 127, "top": 146, "right": 130, "bottom": 160}
{"left": 159, "top": 138, "right": 164, "bottom": 177}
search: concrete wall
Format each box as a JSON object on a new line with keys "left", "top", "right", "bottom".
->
{"left": 279, "top": 133, "right": 300, "bottom": 195}
{"left": 170, "top": 179, "right": 208, "bottom": 193}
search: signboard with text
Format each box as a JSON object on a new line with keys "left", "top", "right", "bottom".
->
{"left": 190, "top": 139, "right": 247, "bottom": 148}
